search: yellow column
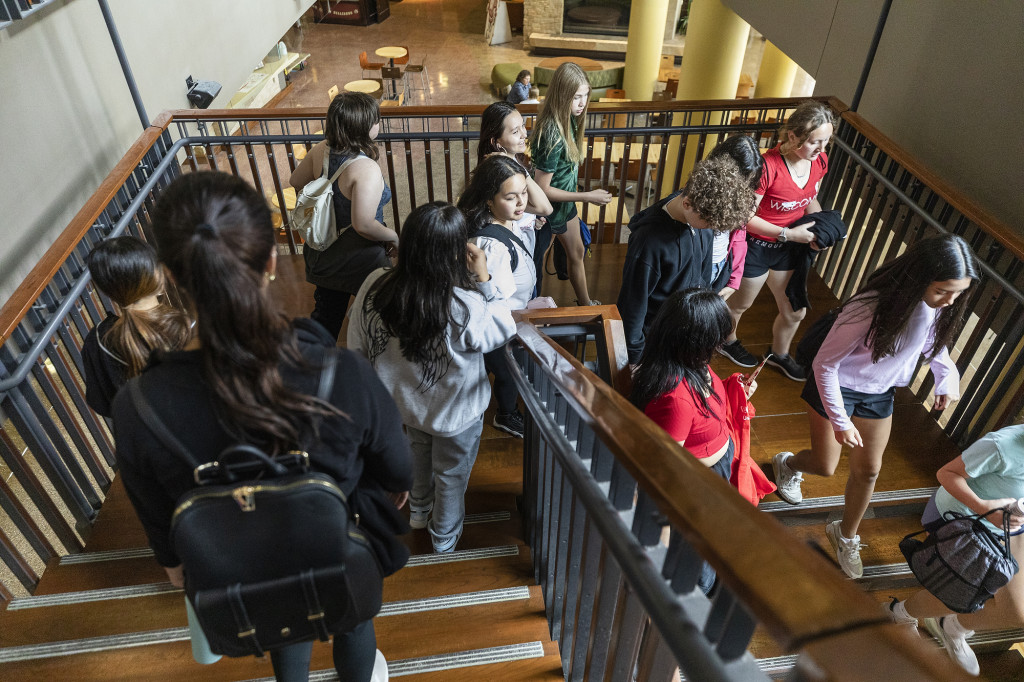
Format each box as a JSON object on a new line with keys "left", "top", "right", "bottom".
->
{"left": 622, "top": 0, "right": 670, "bottom": 100}
{"left": 660, "top": 0, "right": 749, "bottom": 196}
{"left": 753, "top": 40, "right": 798, "bottom": 98}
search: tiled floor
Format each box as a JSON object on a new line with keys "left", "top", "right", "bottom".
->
{"left": 274, "top": 0, "right": 774, "bottom": 109}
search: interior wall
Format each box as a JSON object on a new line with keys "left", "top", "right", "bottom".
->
{"left": 723, "top": 0, "right": 1024, "bottom": 232}
{"left": 0, "top": 0, "right": 313, "bottom": 306}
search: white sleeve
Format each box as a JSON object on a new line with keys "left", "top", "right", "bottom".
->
{"left": 456, "top": 289, "right": 516, "bottom": 354}
{"left": 470, "top": 237, "right": 515, "bottom": 301}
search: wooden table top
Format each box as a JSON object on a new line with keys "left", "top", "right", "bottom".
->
{"left": 537, "top": 55, "right": 603, "bottom": 71}
{"left": 268, "top": 187, "right": 297, "bottom": 211}
{"left": 345, "top": 79, "right": 382, "bottom": 93}
{"left": 375, "top": 46, "right": 408, "bottom": 60}
{"left": 575, "top": 195, "right": 630, "bottom": 225}
{"left": 588, "top": 140, "right": 662, "bottom": 164}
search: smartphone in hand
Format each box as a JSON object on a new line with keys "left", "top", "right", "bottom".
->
{"left": 743, "top": 353, "right": 772, "bottom": 385}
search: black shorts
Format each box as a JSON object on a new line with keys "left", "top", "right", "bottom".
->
{"left": 742, "top": 237, "right": 802, "bottom": 278}
{"left": 548, "top": 204, "right": 577, "bottom": 236}
{"left": 801, "top": 376, "right": 896, "bottom": 421}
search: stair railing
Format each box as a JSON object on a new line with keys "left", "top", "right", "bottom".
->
{"left": 508, "top": 307, "right": 969, "bottom": 681}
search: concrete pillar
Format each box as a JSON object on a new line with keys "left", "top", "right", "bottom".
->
{"left": 622, "top": 0, "right": 669, "bottom": 100}
{"left": 660, "top": 0, "right": 750, "bottom": 196}
{"left": 753, "top": 40, "right": 798, "bottom": 98}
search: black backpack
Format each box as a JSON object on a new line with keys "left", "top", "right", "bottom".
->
{"left": 474, "top": 223, "right": 531, "bottom": 272}
{"left": 127, "top": 351, "right": 383, "bottom": 658}
{"left": 795, "top": 308, "right": 840, "bottom": 371}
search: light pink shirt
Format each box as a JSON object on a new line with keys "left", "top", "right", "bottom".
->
{"left": 812, "top": 297, "right": 960, "bottom": 431}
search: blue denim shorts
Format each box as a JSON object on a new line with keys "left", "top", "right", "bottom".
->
{"left": 801, "top": 376, "right": 895, "bottom": 421}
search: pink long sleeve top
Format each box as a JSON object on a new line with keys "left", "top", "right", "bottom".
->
{"left": 811, "top": 297, "right": 961, "bottom": 432}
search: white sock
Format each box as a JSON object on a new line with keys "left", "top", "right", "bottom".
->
{"left": 944, "top": 614, "right": 974, "bottom": 637}
{"left": 891, "top": 600, "right": 915, "bottom": 622}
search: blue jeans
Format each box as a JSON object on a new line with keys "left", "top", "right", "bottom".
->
{"left": 407, "top": 417, "right": 485, "bottom": 552}
{"left": 269, "top": 619, "right": 376, "bottom": 682}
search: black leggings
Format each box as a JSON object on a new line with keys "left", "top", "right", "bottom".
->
{"left": 270, "top": 619, "right": 376, "bottom": 682}
{"left": 484, "top": 344, "right": 518, "bottom": 415}
{"left": 310, "top": 286, "right": 355, "bottom": 342}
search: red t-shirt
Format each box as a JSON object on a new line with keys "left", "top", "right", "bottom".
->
{"left": 644, "top": 370, "right": 729, "bottom": 458}
{"left": 753, "top": 147, "right": 829, "bottom": 240}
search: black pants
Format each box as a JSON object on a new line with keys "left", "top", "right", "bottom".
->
{"left": 532, "top": 224, "right": 552, "bottom": 297}
{"left": 270, "top": 619, "right": 376, "bottom": 682}
{"left": 484, "top": 345, "right": 518, "bottom": 415}
{"left": 311, "top": 286, "right": 355, "bottom": 342}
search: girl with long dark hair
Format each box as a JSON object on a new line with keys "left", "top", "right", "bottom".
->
{"left": 721, "top": 101, "right": 838, "bottom": 380}
{"left": 290, "top": 92, "right": 399, "bottom": 341}
{"left": 82, "top": 236, "right": 192, "bottom": 416}
{"left": 530, "top": 62, "right": 612, "bottom": 305}
{"left": 112, "top": 171, "right": 411, "bottom": 681}
{"left": 348, "top": 202, "right": 516, "bottom": 553}
{"left": 458, "top": 155, "right": 552, "bottom": 437}
{"left": 478, "top": 101, "right": 552, "bottom": 271}
{"left": 631, "top": 288, "right": 756, "bottom": 593}
{"left": 773, "top": 234, "right": 978, "bottom": 579}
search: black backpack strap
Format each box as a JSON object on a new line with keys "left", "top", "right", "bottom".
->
{"left": 127, "top": 379, "right": 201, "bottom": 469}
{"left": 225, "top": 584, "right": 264, "bottom": 657}
{"left": 474, "top": 223, "right": 532, "bottom": 271}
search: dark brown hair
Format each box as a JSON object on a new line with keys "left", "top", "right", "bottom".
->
{"left": 86, "top": 236, "right": 192, "bottom": 377}
{"left": 152, "top": 171, "right": 339, "bottom": 453}
{"left": 326, "top": 92, "right": 380, "bottom": 161}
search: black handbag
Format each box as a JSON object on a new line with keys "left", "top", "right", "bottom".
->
{"left": 899, "top": 508, "right": 1019, "bottom": 614}
{"left": 128, "top": 351, "right": 384, "bottom": 657}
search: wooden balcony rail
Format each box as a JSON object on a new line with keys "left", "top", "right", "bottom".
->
{"left": 508, "top": 309, "right": 968, "bottom": 680}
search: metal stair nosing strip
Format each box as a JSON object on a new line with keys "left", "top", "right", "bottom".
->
{"left": 59, "top": 511, "right": 513, "bottom": 566}
{"left": 0, "top": 586, "right": 534, "bottom": 663}
{"left": 753, "top": 628, "right": 1024, "bottom": 676}
{"left": 239, "top": 641, "right": 549, "bottom": 681}
{"left": 13, "top": 545, "right": 520, "bottom": 610}
{"left": 759, "top": 487, "right": 937, "bottom": 515}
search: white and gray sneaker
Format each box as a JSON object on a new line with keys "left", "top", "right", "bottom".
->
{"left": 826, "top": 519, "right": 865, "bottom": 579}
{"left": 923, "top": 616, "right": 980, "bottom": 676}
{"left": 772, "top": 451, "right": 804, "bottom": 504}
{"left": 884, "top": 597, "right": 919, "bottom": 637}
{"left": 409, "top": 505, "right": 432, "bottom": 530}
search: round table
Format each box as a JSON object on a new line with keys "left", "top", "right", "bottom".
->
{"left": 375, "top": 46, "right": 408, "bottom": 64}
{"left": 268, "top": 187, "right": 297, "bottom": 211}
{"left": 345, "top": 79, "right": 382, "bottom": 94}
{"left": 537, "top": 55, "right": 603, "bottom": 72}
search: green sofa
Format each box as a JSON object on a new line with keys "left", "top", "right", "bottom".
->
{"left": 533, "top": 65, "right": 624, "bottom": 100}
{"left": 491, "top": 62, "right": 526, "bottom": 97}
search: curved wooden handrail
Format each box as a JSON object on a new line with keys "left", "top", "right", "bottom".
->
{"left": 839, "top": 109, "right": 1024, "bottom": 262}
{"left": 515, "top": 317, "right": 963, "bottom": 679}
{"left": 0, "top": 125, "right": 169, "bottom": 344}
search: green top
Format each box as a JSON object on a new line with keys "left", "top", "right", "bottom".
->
{"left": 531, "top": 118, "right": 580, "bottom": 226}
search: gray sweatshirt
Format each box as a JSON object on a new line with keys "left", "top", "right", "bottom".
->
{"left": 348, "top": 268, "right": 516, "bottom": 437}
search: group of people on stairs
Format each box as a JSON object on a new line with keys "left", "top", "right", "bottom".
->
{"left": 77, "top": 83, "right": 1022, "bottom": 679}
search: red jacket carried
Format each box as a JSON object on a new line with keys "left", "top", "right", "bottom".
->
{"left": 723, "top": 373, "right": 776, "bottom": 505}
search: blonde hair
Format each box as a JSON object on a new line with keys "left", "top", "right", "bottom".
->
{"left": 532, "top": 62, "right": 590, "bottom": 165}
{"left": 779, "top": 100, "right": 838, "bottom": 150}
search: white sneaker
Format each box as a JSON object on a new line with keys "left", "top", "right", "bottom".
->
{"left": 825, "top": 520, "right": 865, "bottom": 579}
{"left": 371, "top": 649, "right": 389, "bottom": 682}
{"left": 884, "top": 598, "right": 919, "bottom": 637}
{"left": 924, "top": 616, "right": 979, "bottom": 676}
{"left": 409, "top": 505, "right": 431, "bottom": 530}
{"left": 772, "top": 452, "right": 803, "bottom": 504}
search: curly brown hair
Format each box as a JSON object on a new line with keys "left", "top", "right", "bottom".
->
{"left": 681, "top": 156, "right": 757, "bottom": 233}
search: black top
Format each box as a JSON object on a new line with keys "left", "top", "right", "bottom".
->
{"left": 82, "top": 315, "right": 127, "bottom": 417}
{"left": 111, "top": 318, "right": 413, "bottom": 571}
{"left": 617, "top": 192, "right": 715, "bottom": 363}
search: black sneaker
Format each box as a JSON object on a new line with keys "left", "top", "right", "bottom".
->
{"left": 717, "top": 339, "right": 758, "bottom": 368}
{"left": 765, "top": 352, "right": 807, "bottom": 381}
{"left": 493, "top": 411, "right": 525, "bottom": 438}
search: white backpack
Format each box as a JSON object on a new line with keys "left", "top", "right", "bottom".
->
{"left": 291, "top": 151, "right": 359, "bottom": 251}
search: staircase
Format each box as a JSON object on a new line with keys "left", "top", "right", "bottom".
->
{"left": 0, "top": 417, "right": 562, "bottom": 680}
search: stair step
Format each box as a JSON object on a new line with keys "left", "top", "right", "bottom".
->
{"left": 240, "top": 641, "right": 550, "bottom": 681}
{"left": 760, "top": 487, "right": 936, "bottom": 517}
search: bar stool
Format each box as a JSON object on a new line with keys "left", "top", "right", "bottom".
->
{"left": 381, "top": 66, "right": 407, "bottom": 103}
{"left": 327, "top": 84, "right": 339, "bottom": 101}
{"left": 403, "top": 51, "right": 429, "bottom": 102}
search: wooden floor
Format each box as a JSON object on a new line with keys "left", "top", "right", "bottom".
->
{"left": 2, "top": 243, "right": 1022, "bottom": 679}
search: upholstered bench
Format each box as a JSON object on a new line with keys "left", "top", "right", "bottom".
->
{"left": 533, "top": 65, "right": 624, "bottom": 100}
{"left": 491, "top": 62, "right": 525, "bottom": 97}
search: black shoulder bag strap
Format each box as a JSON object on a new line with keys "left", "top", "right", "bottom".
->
{"left": 128, "top": 350, "right": 339, "bottom": 468}
{"left": 474, "top": 223, "right": 532, "bottom": 271}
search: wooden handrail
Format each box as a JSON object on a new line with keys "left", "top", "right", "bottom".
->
{"left": 839, "top": 109, "right": 1024, "bottom": 262}
{"left": 515, "top": 316, "right": 965, "bottom": 679}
